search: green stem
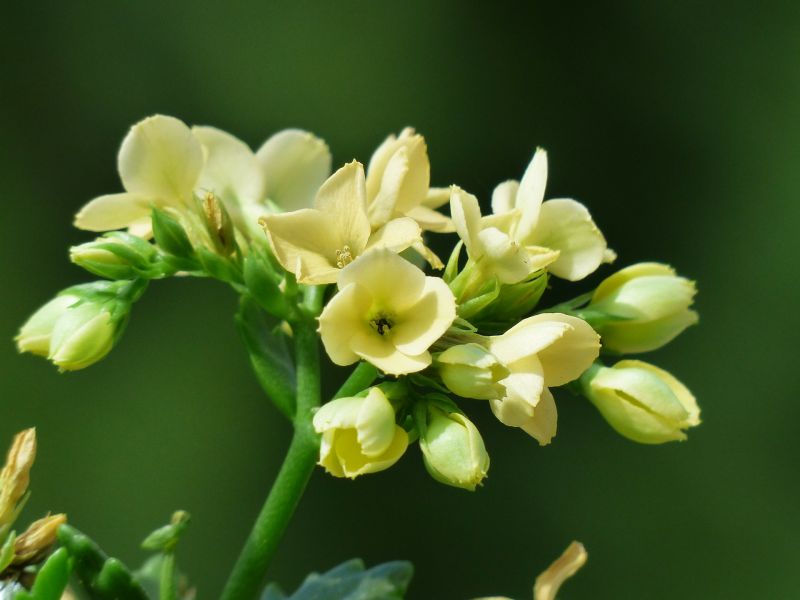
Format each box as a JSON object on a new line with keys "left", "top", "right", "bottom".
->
{"left": 160, "top": 552, "right": 177, "bottom": 600}
{"left": 334, "top": 361, "right": 379, "bottom": 399}
{"left": 220, "top": 317, "right": 321, "bottom": 600}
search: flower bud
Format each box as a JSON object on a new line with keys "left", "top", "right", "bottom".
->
{"left": 436, "top": 344, "right": 508, "bottom": 400}
{"left": 47, "top": 301, "right": 116, "bottom": 372}
{"left": 587, "top": 263, "right": 698, "bottom": 353}
{"left": 201, "top": 192, "right": 236, "bottom": 256}
{"left": 13, "top": 514, "right": 66, "bottom": 566}
{"left": 581, "top": 360, "right": 700, "bottom": 443}
{"left": 15, "top": 296, "right": 79, "bottom": 357}
{"left": 417, "top": 404, "right": 489, "bottom": 491}
{"left": 312, "top": 388, "right": 408, "bottom": 479}
{"left": 0, "top": 429, "right": 36, "bottom": 533}
{"left": 70, "top": 232, "right": 161, "bottom": 280}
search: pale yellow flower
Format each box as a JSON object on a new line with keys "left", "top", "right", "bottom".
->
{"left": 489, "top": 313, "right": 600, "bottom": 445}
{"left": 313, "top": 387, "right": 408, "bottom": 478}
{"left": 260, "top": 162, "right": 422, "bottom": 284}
{"left": 450, "top": 186, "right": 559, "bottom": 284}
{"left": 491, "top": 148, "right": 614, "bottom": 281}
{"left": 318, "top": 249, "right": 456, "bottom": 375}
{"left": 74, "top": 115, "right": 204, "bottom": 234}
{"left": 365, "top": 127, "right": 454, "bottom": 233}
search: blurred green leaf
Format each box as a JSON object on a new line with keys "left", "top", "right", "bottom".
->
{"left": 12, "top": 547, "right": 71, "bottom": 600}
{"left": 262, "top": 558, "right": 413, "bottom": 600}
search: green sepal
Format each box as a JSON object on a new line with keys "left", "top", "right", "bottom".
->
{"left": 12, "top": 547, "right": 71, "bottom": 600}
{"left": 151, "top": 208, "right": 194, "bottom": 259}
{"left": 473, "top": 269, "right": 548, "bottom": 323}
{"left": 262, "top": 558, "right": 413, "bottom": 600}
{"left": 456, "top": 278, "right": 500, "bottom": 320}
{"left": 141, "top": 511, "right": 190, "bottom": 553}
{"left": 196, "top": 247, "right": 243, "bottom": 284}
{"left": 243, "top": 255, "right": 291, "bottom": 319}
{"left": 57, "top": 524, "right": 148, "bottom": 600}
{"left": 0, "top": 530, "right": 16, "bottom": 573}
{"left": 442, "top": 240, "right": 463, "bottom": 283}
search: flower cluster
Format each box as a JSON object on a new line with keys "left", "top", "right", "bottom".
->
{"left": 17, "top": 115, "right": 701, "bottom": 491}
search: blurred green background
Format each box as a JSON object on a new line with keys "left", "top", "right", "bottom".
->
{"left": 1, "top": 2, "right": 798, "bottom": 598}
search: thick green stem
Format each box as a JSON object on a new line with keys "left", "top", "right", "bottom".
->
{"left": 220, "top": 317, "right": 321, "bottom": 600}
{"left": 160, "top": 552, "right": 177, "bottom": 600}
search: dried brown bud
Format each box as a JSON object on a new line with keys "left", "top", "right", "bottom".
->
{"left": 13, "top": 513, "right": 67, "bottom": 566}
{"left": 203, "top": 192, "right": 236, "bottom": 255}
{"left": 0, "top": 429, "right": 37, "bottom": 529}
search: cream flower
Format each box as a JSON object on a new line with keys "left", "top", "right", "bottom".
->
{"left": 450, "top": 186, "right": 559, "bottom": 284}
{"left": 365, "top": 128, "right": 454, "bottom": 233}
{"left": 312, "top": 387, "right": 408, "bottom": 478}
{"left": 318, "top": 249, "right": 456, "bottom": 375}
{"left": 491, "top": 148, "right": 614, "bottom": 281}
{"left": 488, "top": 313, "right": 600, "bottom": 445}
{"left": 260, "top": 162, "right": 422, "bottom": 284}
{"left": 75, "top": 115, "right": 204, "bottom": 234}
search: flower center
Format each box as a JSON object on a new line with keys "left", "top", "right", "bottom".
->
{"left": 335, "top": 245, "right": 354, "bottom": 268}
{"left": 370, "top": 315, "right": 394, "bottom": 336}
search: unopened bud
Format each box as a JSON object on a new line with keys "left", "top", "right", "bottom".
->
{"left": 587, "top": 263, "right": 698, "bottom": 353}
{"left": 417, "top": 403, "right": 489, "bottom": 491}
{"left": 47, "top": 302, "right": 116, "bottom": 372}
{"left": 15, "top": 296, "right": 79, "bottom": 357}
{"left": 13, "top": 514, "right": 67, "bottom": 566}
{"left": 0, "top": 429, "right": 37, "bottom": 531}
{"left": 581, "top": 360, "right": 701, "bottom": 444}
{"left": 70, "top": 232, "right": 160, "bottom": 280}
{"left": 436, "top": 344, "right": 508, "bottom": 400}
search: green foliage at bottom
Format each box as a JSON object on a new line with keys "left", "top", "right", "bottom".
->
{"left": 13, "top": 548, "right": 71, "bottom": 600}
{"left": 262, "top": 559, "right": 414, "bottom": 600}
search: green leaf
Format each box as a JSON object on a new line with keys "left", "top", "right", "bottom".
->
{"left": 244, "top": 255, "right": 291, "bottom": 319}
{"left": 57, "top": 524, "right": 148, "bottom": 600}
{"left": 236, "top": 295, "right": 296, "bottom": 419}
{"left": 13, "top": 547, "right": 71, "bottom": 600}
{"left": 443, "top": 240, "right": 463, "bottom": 283}
{"left": 196, "top": 247, "right": 243, "bottom": 284}
{"left": 262, "top": 558, "right": 413, "bottom": 600}
{"left": 0, "top": 530, "right": 16, "bottom": 573}
{"left": 457, "top": 278, "right": 500, "bottom": 320}
{"left": 141, "top": 511, "right": 190, "bottom": 553}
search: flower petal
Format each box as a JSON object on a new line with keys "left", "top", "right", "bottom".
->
{"left": 367, "top": 146, "right": 409, "bottom": 228}
{"left": 335, "top": 426, "right": 409, "bottom": 478}
{"left": 528, "top": 198, "right": 608, "bottom": 281}
{"left": 318, "top": 283, "right": 374, "bottom": 365}
{"left": 260, "top": 209, "right": 342, "bottom": 284}
{"left": 602, "top": 309, "right": 699, "bottom": 354}
{"left": 514, "top": 148, "right": 548, "bottom": 242}
{"left": 535, "top": 314, "right": 601, "bottom": 386}
{"left": 356, "top": 388, "right": 397, "bottom": 457}
{"left": 405, "top": 205, "right": 455, "bottom": 233}
{"left": 423, "top": 187, "right": 451, "bottom": 209}
{"left": 491, "top": 180, "right": 519, "bottom": 215}
{"left": 519, "top": 387, "right": 558, "bottom": 445}
{"left": 450, "top": 186, "right": 483, "bottom": 260}
{"left": 337, "top": 248, "right": 426, "bottom": 312}
{"left": 192, "top": 125, "right": 265, "bottom": 205}
{"left": 593, "top": 262, "right": 677, "bottom": 302}
{"left": 365, "top": 217, "right": 422, "bottom": 254}
{"left": 74, "top": 193, "right": 152, "bottom": 231}
{"left": 256, "top": 129, "right": 332, "bottom": 211}
{"left": 118, "top": 115, "right": 203, "bottom": 202}
{"left": 314, "top": 161, "right": 371, "bottom": 255}
{"left": 351, "top": 329, "right": 431, "bottom": 375}
{"left": 392, "top": 277, "right": 456, "bottom": 356}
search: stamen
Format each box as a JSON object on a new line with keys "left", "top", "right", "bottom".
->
{"left": 335, "top": 245, "right": 354, "bottom": 268}
{"left": 370, "top": 316, "right": 394, "bottom": 336}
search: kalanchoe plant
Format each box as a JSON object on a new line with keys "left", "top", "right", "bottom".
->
{"left": 14, "top": 114, "right": 701, "bottom": 599}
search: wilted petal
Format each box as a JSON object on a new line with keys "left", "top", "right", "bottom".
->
{"left": 118, "top": 115, "right": 203, "bottom": 202}
{"left": 256, "top": 129, "right": 332, "bottom": 211}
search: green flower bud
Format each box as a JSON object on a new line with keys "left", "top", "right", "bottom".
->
{"left": 417, "top": 403, "right": 490, "bottom": 491}
{"left": 151, "top": 207, "right": 194, "bottom": 259}
{"left": 47, "top": 301, "right": 116, "bottom": 371}
{"left": 15, "top": 296, "right": 79, "bottom": 357}
{"left": 17, "top": 281, "right": 146, "bottom": 372}
{"left": 436, "top": 344, "right": 508, "bottom": 400}
{"left": 587, "top": 263, "right": 698, "bottom": 353}
{"left": 70, "top": 232, "right": 162, "bottom": 280}
{"left": 580, "top": 360, "right": 700, "bottom": 444}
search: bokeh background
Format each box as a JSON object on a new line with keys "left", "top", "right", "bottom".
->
{"left": 1, "top": 2, "right": 798, "bottom": 598}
